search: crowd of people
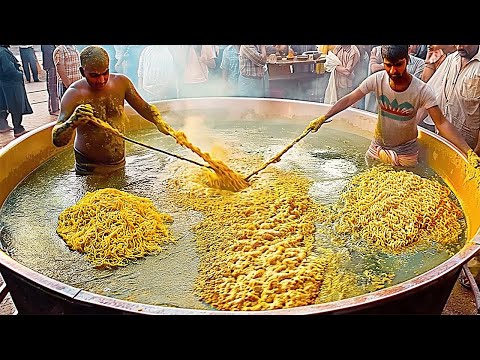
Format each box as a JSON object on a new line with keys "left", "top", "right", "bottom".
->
{"left": 2, "top": 44, "right": 479, "bottom": 181}
{"left": 3, "top": 44, "right": 479, "bottom": 154}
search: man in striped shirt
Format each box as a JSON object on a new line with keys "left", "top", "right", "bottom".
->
{"left": 238, "top": 45, "right": 268, "bottom": 98}
{"left": 53, "top": 45, "right": 82, "bottom": 100}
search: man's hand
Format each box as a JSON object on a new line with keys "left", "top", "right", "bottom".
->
{"left": 70, "top": 104, "right": 94, "bottom": 127}
{"left": 155, "top": 121, "right": 171, "bottom": 136}
{"left": 307, "top": 115, "right": 328, "bottom": 132}
{"left": 468, "top": 149, "right": 480, "bottom": 168}
{"left": 149, "top": 104, "right": 173, "bottom": 136}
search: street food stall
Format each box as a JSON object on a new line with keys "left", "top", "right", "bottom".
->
{"left": 267, "top": 53, "right": 328, "bottom": 101}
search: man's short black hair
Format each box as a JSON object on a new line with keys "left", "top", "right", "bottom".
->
{"left": 381, "top": 45, "right": 409, "bottom": 62}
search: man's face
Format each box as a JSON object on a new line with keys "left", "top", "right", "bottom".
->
{"left": 456, "top": 45, "right": 478, "bottom": 59}
{"left": 81, "top": 65, "right": 109, "bottom": 90}
{"left": 408, "top": 45, "right": 418, "bottom": 54}
{"left": 383, "top": 57, "right": 408, "bottom": 81}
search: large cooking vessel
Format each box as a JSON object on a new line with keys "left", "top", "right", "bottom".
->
{"left": 1, "top": 97, "right": 479, "bottom": 315}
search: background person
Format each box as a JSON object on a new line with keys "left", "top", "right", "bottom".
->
{"left": 220, "top": 45, "right": 241, "bottom": 96}
{"left": 417, "top": 45, "right": 480, "bottom": 155}
{"left": 331, "top": 45, "right": 361, "bottom": 101}
{"left": 179, "top": 45, "right": 217, "bottom": 98}
{"left": 238, "top": 45, "right": 268, "bottom": 98}
{"left": 53, "top": 45, "right": 82, "bottom": 100}
{"left": 137, "top": 45, "right": 177, "bottom": 101}
{"left": 0, "top": 45, "right": 32, "bottom": 137}
{"left": 18, "top": 45, "right": 40, "bottom": 82}
{"left": 41, "top": 45, "right": 60, "bottom": 115}
{"left": 114, "top": 45, "right": 147, "bottom": 87}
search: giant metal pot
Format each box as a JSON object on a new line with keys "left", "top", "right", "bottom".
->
{"left": 0, "top": 97, "right": 479, "bottom": 314}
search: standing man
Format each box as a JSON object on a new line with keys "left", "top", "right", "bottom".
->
{"left": 41, "top": 45, "right": 60, "bottom": 115}
{"left": 418, "top": 45, "right": 480, "bottom": 156}
{"left": 180, "top": 45, "right": 217, "bottom": 98}
{"left": 0, "top": 45, "right": 32, "bottom": 137}
{"left": 238, "top": 45, "right": 268, "bottom": 98}
{"left": 51, "top": 45, "right": 171, "bottom": 175}
{"left": 137, "top": 45, "right": 177, "bottom": 101}
{"left": 220, "top": 45, "right": 241, "bottom": 96}
{"left": 53, "top": 45, "right": 82, "bottom": 100}
{"left": 308, "top": 45, "right": 473, "bottom": 167}
{"left": 331, "top": 45, "right": 361, "bottom": 101}
{"left": 114, "top": 45, "right": 147, "bottom": 87}
{"left": 18, "top": 45, "right": 40, "bottom": 83}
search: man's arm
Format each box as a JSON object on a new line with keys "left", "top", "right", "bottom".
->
{"left": 474, "top": 132, "right": 480, "bottom": 156}
{"left": 428, "top": 105, "right": 472, "bottom": 155}
{"left": 52, "top": 89, "right": 92, "bottom": 147}
{"left": 324, "top": 88, "right": 365, "bottom": 119}
{"left": 308, "top": 88, "right": 366, "bottom": 131}
{"left": 123, "top": 76, "right": 171, "bottom": 136}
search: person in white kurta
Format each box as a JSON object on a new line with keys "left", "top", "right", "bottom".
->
{"left": 137, "top": 45, "right": 177, "bottom": 101}
{"left": 418, "top": 45, "right": 480, "bottom": 154}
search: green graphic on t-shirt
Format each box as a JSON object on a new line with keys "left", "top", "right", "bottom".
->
{"left": 378, "top": 95, "right": 415, "bottom": 121}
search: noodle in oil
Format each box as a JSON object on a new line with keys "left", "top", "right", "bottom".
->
{"left": 56, "top": 188, "right": 174, "bottom": 269}
{"left": 86, "top": 103, "right": 250, "bottom": 192}
{"left": 331, "top": 165, "right": 464, "bottom": 251}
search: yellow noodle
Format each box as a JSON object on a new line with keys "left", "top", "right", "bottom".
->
{"left": 168, "top": 164, "right": 352, "bottom": 311}
{"left": 150, "top": 105, "right": 249, "bottom": 192}
{"left": 466, "top": 149, "right": 480, "bottom": 188}
{"left": 85, "top": 103, "right": 249, "bottom": 192}
{"left": 331, "top": 165, "right": 464, "bottom": 251}
{"left": 57, "top": 188, "right": 174, "bottom": 269}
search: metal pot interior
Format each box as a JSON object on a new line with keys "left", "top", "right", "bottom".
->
{"left": 0, "top": 97, "right": 479, "bottom": 314}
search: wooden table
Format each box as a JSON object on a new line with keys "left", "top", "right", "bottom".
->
{"left": 266, "top": 56, "right": 328, "bottom": 101}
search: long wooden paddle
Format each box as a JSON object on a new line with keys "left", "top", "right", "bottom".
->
{"left": 88, "top": 115, "right": 213, "bottom": 170}
{"left": 244, "top": 115, "right": 330, "bottom": 181}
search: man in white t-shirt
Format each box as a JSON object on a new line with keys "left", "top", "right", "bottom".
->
{"left": 307, "top": 45, "right": 473, "bottom": 167}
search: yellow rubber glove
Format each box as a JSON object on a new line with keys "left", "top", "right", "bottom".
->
{"left": 307, "top": 115, "right": 328, "bottom": 132}
{"left": 466, "top": 149, "right": 480, "bottom": 184}
{"left": 468, "top": 149, "right": 480, "bottom": 168}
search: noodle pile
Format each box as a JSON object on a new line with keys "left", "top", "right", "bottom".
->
{"left": 150, "top": 105, "right": 250, "bottom": 192}
{"left": 57, "top": 188, "right": 174, "bottom": 269}
{"left": 331, "top": 165, "right": 464, "bottom": 251}
{"left": 168, "top": 165, "right": 369, "bottom": 311}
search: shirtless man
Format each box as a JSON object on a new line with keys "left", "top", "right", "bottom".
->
{"left": 52, "top": 45, "right": 170, "bottom": 175}
{"left": 308, "top": 45, "right": 473, "bottom": 167}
